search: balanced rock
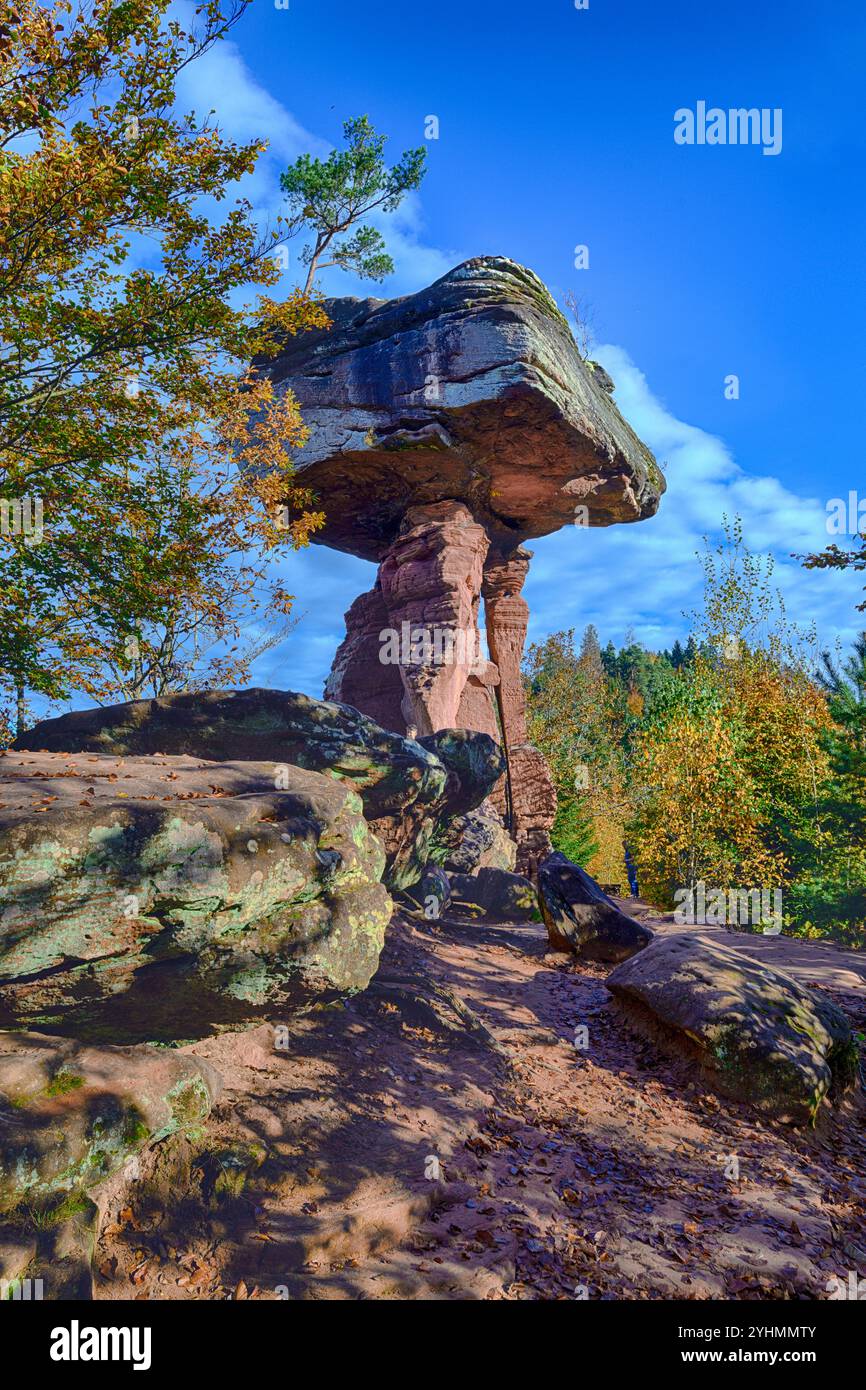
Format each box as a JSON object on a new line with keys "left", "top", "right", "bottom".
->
{"left": 13, "top": 689, "right": 503, "bottom": 892}
{"left": 261, "top": 256, "right": 663, "bottom": 559}
{"left": 0, "top": 1032, "right": 220, "bottom": 1215}
{"left": 606, "top": 934, "right": 859, "bottom": 1124}
{"left": 0, "top": 750, "right": 391, "bottom": 1040}
{"left": 538, "top": 852, "right": 652, "bottom": 962}
{"left": 262, "top": 257, "right": 664, "bottom": 874}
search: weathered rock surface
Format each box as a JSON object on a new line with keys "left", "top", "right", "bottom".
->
{"left": 538, "top": 852, "right": 652, "bottom": 962}
{"left": 324, "top": 586, "right": 407, "bottom": 735}
{"left": 416, "top": 728, "right": 506, "bottom": 819}
{"left": 14, "top": 689, "right": 503, "bottom": 892}
{"left": 449, "top": 868, "right": 538, "bottom": 922}
{"left": 500, "top": 746, "right": 558, "bottom": 877}
{"left": 0, "top": 1032, "right": 220, "bottom": 1214}
{"left": 378, "top": 500, "right": 490, "bottom": 735}
{"left": 0, "top": 750, "right": 391, "bottom": 1039}
{"left": 482, "top": 547, "right": 531, "bottom": 749}
{"left": 260, "top": 256, "right": 664, "bottom": 561}
{"left": 606, "top": 934, "right": 859, "bottom": 1124}
{"left": 429, "top": 799, "right": 517, "bottom": 875}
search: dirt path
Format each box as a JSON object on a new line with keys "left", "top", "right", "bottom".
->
{"left": 93, "top": 910, "right": 866, "bottom": 1301}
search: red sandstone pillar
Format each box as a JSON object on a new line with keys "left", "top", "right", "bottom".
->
{"left": 377, "top": 501, "right": 489, "bottom": 736}
{"left": 483, "top": 547, "right": 556, "bottom": 875}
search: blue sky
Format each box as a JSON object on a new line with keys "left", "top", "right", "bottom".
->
{"left": 175, "top": 0, "right": 866, "bottom": 696}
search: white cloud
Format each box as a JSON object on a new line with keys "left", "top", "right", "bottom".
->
{"left": 523, "top": 345, "right": 863, "bottom": 660}
{"left": 252, "top": 347, "right": 864, "bottom": 700}
{"left": 174, "top": 41, "right": 329, "bottom": 168}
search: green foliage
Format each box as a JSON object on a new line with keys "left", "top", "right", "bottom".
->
{"left": 817, "top": 634, "right": 866, "bottom": 834}
{"left": 527, "top": 518, "right": 865, "bottom": 946}
{"left": 526, "top": 628, "right": 630, "bottom": 886}
{"left": 551, "top": 786, "right": 599, "bottom": 867}
{"left": 787, "top": 635, "right": 866, "bottom": 943}
{"left": 281, "top": 115, "right": 427, "bottom": 292}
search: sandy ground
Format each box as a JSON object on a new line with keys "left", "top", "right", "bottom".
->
{"left": 93, "top": 904, "right": 866, "bottom": 1301}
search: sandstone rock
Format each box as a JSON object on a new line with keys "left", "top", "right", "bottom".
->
{"left": 323, "top": 586, "right": 406, "bottom": 735}
{"left": 538, "top": 852, "right": 652, "bottom": 962}
{"left": 502, "top": 745, "right": 558, "bottom": 877}
{"left": 455, "top": 664, "right": 500, "bottom": 742}
{"left": 0, "top": 750, "right": 391, "bottom": 1039}
{"left": 429, "top": 799, "right": 516, "bottom": 875}
{"left": 0, "top": 1227, "right": 36, "bottom": 1287}
{"left": 14, "top": 688, "right": 455, "bottom": 892}
{"left": 482, "top": 547, "right": 531, "bottom": 747}
{"left": 0, "top": 1032, "right": 220, "bottom": 1215}
{"left": 378, "top": 500, "right": 489, "bottom": 735}
{"left": 481, "top": 550, "right": 556, "bottom": 872}
{"left": 606, "top": 934, "right": 859, "bottom": 1124}
{"left": 406, "top": 865, "right": 452, "bottom": 920}
{"left": 449, "top": 868, "right": 538, "bottom": 922}
{"left": 262, "top": 256, "right": 662, "bottom": 877}
{"left": 259, "top": 256, "right": 664, "bottom": 561}
{"left": 417, "top": 728, "right": 506, "bottom": 819}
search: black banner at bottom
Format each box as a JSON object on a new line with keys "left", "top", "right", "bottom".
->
{"left": 1, "top": 1295, "right": 860, "bottom": 1376}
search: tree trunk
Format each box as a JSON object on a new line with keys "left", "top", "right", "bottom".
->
{"left": 15, "top": 680, "right": 25, "bottom": 739}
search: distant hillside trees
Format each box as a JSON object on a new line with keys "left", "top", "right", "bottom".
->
{"left": 526, "top": 518, "right": 865, "bottom": 946}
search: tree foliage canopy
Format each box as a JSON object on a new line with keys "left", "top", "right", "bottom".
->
{"left": 0, "top": 0, "right": 328, "bottom": 725}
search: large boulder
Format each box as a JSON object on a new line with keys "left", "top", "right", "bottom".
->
{"left": 416, "top": 728, "right": 506, "bottom": 819}
{"left": 0, "top": 1033, "right": 220, "bottom": 1215}
{"left": 0, "top": 750, "right": 391, "bottom": 1040}
{"left": 538, "top": 852, "right": 652, "bottom": 962}
{"left": 449, "top": 868, "right": 538, "bottom": 922}
{"left": 606, "top": 934, "right": 860, "bottom": 1124}
{"left": 429, "top": 799, "right": 517, "bottom": 875}
{"left": 13, "top": 689, "right": 503, "bottom": 892}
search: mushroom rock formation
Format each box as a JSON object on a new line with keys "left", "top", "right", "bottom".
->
{"left": 262, "top": 256, "right": 665, "bottom": 873}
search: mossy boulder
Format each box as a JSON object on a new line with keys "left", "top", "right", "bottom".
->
{"left": 606, "top": 934, "right": 859, "bottom": 1125}
{"left": 429, "top": 799, "right": 517, "bottom": 875}
{"left": 13, "top": 689, "right": 501, "bottom": 893}
{"left": 0, "top": 1032, "right": 220, "bottom": 1216}
{"left": 0, "top": 750, "right": 391, "bottom": 1040}
{"left": 417, "top": 730, "right": 506, "bottom": 819}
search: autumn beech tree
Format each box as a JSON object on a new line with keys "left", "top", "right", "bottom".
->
{"left": 0, "top": 0, "right": 328, "bottom": 729}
